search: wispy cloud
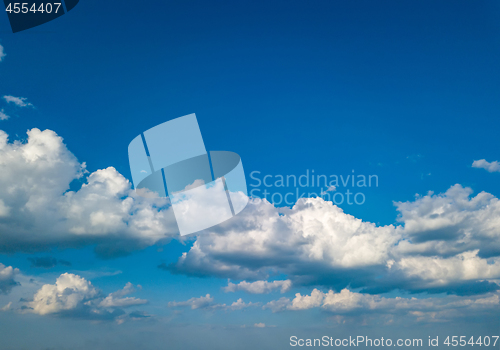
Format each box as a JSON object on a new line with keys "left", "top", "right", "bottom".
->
{"left": 472, "top": 159, "right": 500, "bottom": 173}
{"left": 3, "top": 95, "right": 33, "bottom": 108}
{"left": 168, "top": 294, "right": 258, "bottom": 311}
{"left": 224, "top": 280, "right": 292, "bottom": 294}
{"left": 0, "top": 44, "right": 5, "bottom": 62}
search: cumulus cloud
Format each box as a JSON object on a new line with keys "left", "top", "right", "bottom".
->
{"left": 394, "top": 184, "right": 500, "bottom": 258}
{"left": 3, "top": 95, "right": 33, "bottom": 108}
{"left": 0, "top": 128, "right": 179, "bottom": 257}
{"left": 24, "top": 273, "right": 148, "bottom": 322}
{"left": 27, "top": 273, "right": 98, "bottom": 315}
{"left": 224, "top": 279, "right": 292, "bottom": 294}
{"left": 472, "top": 159, "right": 500, "bottom": 173}
{"left": 2, "top": 127, "right": 500, "bottom": 297}
{"left": 288, "top": 288, "right": 324, "bottom": 310}
{"left": 0, "top": 263, "right": 20, "bottom": 294}
{"left": 263, "top": 288, "right": 500, "bottom": 323}
{"left": 166, "top": 184, "right": 500, "bottom": 295}
{"left": 0, "top": 44, "right": 5, "bottom": 62}
{"left": 167, "top": 198, "right": 400, "bottom": 284}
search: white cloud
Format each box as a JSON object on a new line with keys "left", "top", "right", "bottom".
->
{"left": 3, "top": 95, "right": 33, "bottom": 108}
{"left": 254, "top": 322, "right": 266, "bottom": 328}
{"left": 229, "top": 298, "right": 259, "bottom": 310}
{"left": 0, "top": 109, "right": 9, "bottom": 121}
{"left": 168, "top": 294, "right": 222, "bottom": 310}
{"left": 0, "top": 128, "right": 179, "bottom": 257}
{"left": 168, "top": 294, "right": 257, "bottom": 311}
{"left": 2, "top": 127, "right": 500, "bottom": 296}
{"left": 0, "top": 44, "right": 5, "bottom": 62}
{"left": 288, "top": 288, "right": 325, "bottom": 310}
{"left": 472, "top": 159, "right": 500, "bottom": 173}
{"left": 98, "top": 282, "right": 147, "bottom": 308}
{"left": 394, "top": 250, "right": 500, "bottom": 288}
{"left": 394, "top": 184, "right": 500, "bottom": 258}
{"left": 28, "top": 273, "right": 98, "bottom": 315}
{"left": 0, "top": 263, "right": 19, "bottom": 294}
{"left": 224, "top": 280, "right": 292, "bottom": 294}
{"left": 170, "top": 197, "right": 400, "bottom": 281}
{"left": 263, "top": 288, "right": 500, "bottom": 322}
{"left": 169, "top": 184, "right": 500, "bottom": 294}
{"left": 24, "top": 273, "right": 148, "bottom": 321}
{"left": 321, "top": 186, "right": 336, "bottom": 196}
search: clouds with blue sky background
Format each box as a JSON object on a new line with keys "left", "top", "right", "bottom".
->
{"left": 0, "top": 1, "right": 500, "bottom": 349}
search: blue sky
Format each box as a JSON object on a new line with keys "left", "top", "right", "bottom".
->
{"left": 0, "top": 1, "right": 500, "bottom": 349}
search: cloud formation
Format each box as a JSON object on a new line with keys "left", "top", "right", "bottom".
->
{"left": 24, "top": 273, "right": 147, "bottom": 322}
{"left": 98, "top": 282, "right": 147, "bottom": 308}
{"left": 472, "top": 159, "right": 500, "bottom": 173}
{"left": 0, "top": 263, "right": 19, "bottom": 294}
{"left": 0, "top": 128, "right": 179, "bottom": 257}
{"left": 168, "top": 294, "right": 223, "bottom": 310}
{"left": 224, "top": 279, "right": 292, "bottom": 294}
{"left": 0, "top": 109, "right": 9, "bottom": 121}
{"left": 168, "top": 294, "right": 258, "bottom": 311}
{"left": 1, "top": 127, "right": 499, "bottom": 298}
{"left": 3, "top": 95, "right": 33, "bottom": 108}
{"left": 263, "top": 287, "right": 500, "bottom": 323}
{"left": 0, "top": 44, "right": 5, "bottom": 62}
{"left": 168, "top": 185, "right": 500, "bottom": 295}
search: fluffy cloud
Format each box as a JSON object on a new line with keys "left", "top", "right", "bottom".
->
{"left": 0, "top": 263, "right": 19, "bottom": 294}
{"left": 393, "top": 250, "right": 500, "bottom": 289}
{"left": 229, "top": 298, "right": 259, "bottom": 310}
{"left": 263, "top": 287, "right": 500, "bottom": 322}
{"left": 27, "top": 273, "right": 98, "bottom": 315}
{"left": 2, "top": 127, "right": 500, "bottom": 297}
{"left": 167, "top": 185, "right": 500, "bottom": 295}
{"left": 24, "top": 273, "right": 147, "bottom": 321}
{"left": 0, "top": 128, "right": 179, "bottom": 257}
{"left": 472, "top": 159, "right": 500, "bottom": 173}
{"left": 168, "top": 197, "right": 400, "bottom": 285}
{"left": 394, "top": 184, "right": 500, "bottom": 258}
{"left": 0, "top": 44, "right": 5, "bottom": 62}
{"left": 224, "top": 279, "right": 292, "bottom": 294}
{"left": 3, "top": 95, "right": 33, "bottom": 108}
